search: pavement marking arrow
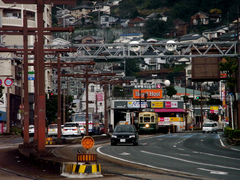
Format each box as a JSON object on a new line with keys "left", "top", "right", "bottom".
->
{"left": 198, "top": 168, "right": 228, "bottom": 175}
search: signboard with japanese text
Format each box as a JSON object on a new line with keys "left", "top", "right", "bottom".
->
{"left": 127, "top": 101, "right": 147, "bottom": 108}
{"left": 133, "top": 89, "right": 162, "bottom": 99}
{"left": 96, "top": 93, "right": 103, "bottom": 101}
{"left": 151, "top": 101, "right": 163, "bottom": 108}
{"left": 210, "top": 106, "right": 218, "bottom": 114}
{"left": 165, "top": 101, "right": 178, "bottom": 108}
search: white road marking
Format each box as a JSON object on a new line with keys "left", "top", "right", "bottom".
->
{"left": 178, "top": 148, "right": 184, "bottom": 151}
{"left": 119, "top": 152, "right": 130, "bottom": 155}
{"left": 141, "top": 150, "right": 240, "bottom": 171}
{"left": 97, "top": 147, "right": 198, "bottom": 176}
{"left": 198, "top": 168, "right": 228, "bottom": 175}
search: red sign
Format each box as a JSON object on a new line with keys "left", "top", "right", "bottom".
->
{"left": 4, "top": 78, "right": 13, "bottom": 87}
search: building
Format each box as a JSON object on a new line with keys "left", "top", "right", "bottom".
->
{"left": 0, "top": 1, "right": 52, "bottom": 129}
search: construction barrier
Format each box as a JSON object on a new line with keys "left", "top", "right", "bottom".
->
{"left": 61, "top": 162, "right": 102, "bottom": 178}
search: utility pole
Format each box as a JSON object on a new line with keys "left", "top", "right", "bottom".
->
{"left": 1, "top": 0, "right": 77, "bottom": 153}
{"left": 82, "top": 79, "right": 130, "bottom": 134}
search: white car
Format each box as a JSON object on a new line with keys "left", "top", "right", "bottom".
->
{"left": 202, "top": 122, "right": 218, "bottom": 133}
{"left": 47, "top": 124, "right": 58, "bottom": 137}
{"left": 62, "top": 122, "right": 81, "bottom": 137}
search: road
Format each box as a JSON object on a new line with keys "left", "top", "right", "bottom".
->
{"left": 98, "top": 132, "right": 240, "bottom": 180}
{"left": 0, "top": 133, "right": 239, "bottom": 180}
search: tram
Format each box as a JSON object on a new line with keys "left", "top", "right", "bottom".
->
{"left": 138, "top": 108, "right": 158, "bottom": 134}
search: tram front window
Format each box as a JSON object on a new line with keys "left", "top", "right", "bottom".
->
{"left": 151, "top": 116, "right": 154, "bottom": 122}
{"left": 140, "top": 117, "right": 143, "bottom": 123}
{"left": 144, "top": 117, "right": 150, "bottom": 122}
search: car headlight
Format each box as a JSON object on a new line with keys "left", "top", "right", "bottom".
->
{"left": 129, "top": 135, "right": 135, "bottom": 138}
{"left": 145, "top": 124, "right": 150, "bottom": 128}
{"left": 111, "top": 135, "right": 117, "bottom": 138}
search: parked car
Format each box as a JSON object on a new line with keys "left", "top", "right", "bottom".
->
{"left": 111, "top": 124, "right": 139, "bottom": 146}
{"left": 62, "top": 122, "right": 81, "bottom": 137}
{"left": 47, "top": 124, "right": 58, "bottom": 137}
{"left": 79, "top": 124, "right": 86, "bottom": 136}
{"left": 21, "top": 125, "right": 34, "bottom": 137}
{"left": 202, "top": 122, "right": 218, "bottom": 133}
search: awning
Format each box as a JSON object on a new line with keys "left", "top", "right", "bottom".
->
{"left": 154, "top": 108, "right": 186, "bottom": 113}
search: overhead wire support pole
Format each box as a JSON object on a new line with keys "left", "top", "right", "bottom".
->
{"left": 237, "top": 5, "right": 240, "bottom": 130}
{"left": 23, "top": 10, "right": 29, "bottom": 144}
{"left": 57, "top": 54, "right": 62, "bottom": 139}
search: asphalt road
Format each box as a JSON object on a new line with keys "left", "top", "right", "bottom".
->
{"left": 0, "top": 133, "right": 239, "bottom": 180}
{"left": 99, "top": 132, "right": 240, "bottom": 180}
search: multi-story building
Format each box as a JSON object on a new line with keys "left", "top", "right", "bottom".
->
{"left": 0, "top": 1, "right": 52, "bottom": 130}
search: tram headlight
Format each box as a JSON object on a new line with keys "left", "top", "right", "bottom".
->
{"left": 145, "top": 124, "right": 150, "bottom": 128}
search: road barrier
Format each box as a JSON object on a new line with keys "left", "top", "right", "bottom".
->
{"left": 61, "top": 162, "right": 102, "bottom": 178}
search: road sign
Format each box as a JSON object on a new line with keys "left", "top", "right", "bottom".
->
{"left": 0, "top": 79, "right": 2, "bottom": 86}
{"left": 81, "top": 136, "right": 95, "bottom": 150}
{"left": 4, "top": 78, "right": 13, "bottom": 87}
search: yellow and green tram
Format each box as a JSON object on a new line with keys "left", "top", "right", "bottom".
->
{"left": 138, "top": 108, "right": 158, "bottom": 134}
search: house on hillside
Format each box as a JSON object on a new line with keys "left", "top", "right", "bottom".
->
{"left": 72, "top": 35, "right": 104, "bottom": 44}
{"left": 71, "top": 5, "right": 92, "bottom": 19}
{"left": 128, "top": 17, "right": 146, "bottom": 27}
{"left": 146, "top": 12, "right": 167, "bottom": 22}
{"left": 100, "top": 14, "right": 127, "bottom": 27}
{"left": 92, "top": 2, "right": 111, "bottom": 14}
{"left": 173, "top": 19, "right": 189, "bottom": 37}
{"left": 202, "top": 26, "right": 229, "bottom": 41}
{"left": 191, "top": 11, "right": 209, "bottom": 26}
{"left": 114, "top": 33, "right": 144, "bottom": 43}
{"left": 177, "top": 34, "right": 209, "bottom": 43}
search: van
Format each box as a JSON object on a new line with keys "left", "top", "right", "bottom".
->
{"left": 202, "top": 122, "right": 218, "bottom": 133}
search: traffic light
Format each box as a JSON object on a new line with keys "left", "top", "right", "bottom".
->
{"left": 50, "top": 92, "right": 54, "bottom": 100}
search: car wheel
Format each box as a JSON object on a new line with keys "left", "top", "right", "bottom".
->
{"left": 111, "top": 142, "right": 116, "bottom": 146}
{"left": 133, "top": 142, "right": 138, "bottom": 146}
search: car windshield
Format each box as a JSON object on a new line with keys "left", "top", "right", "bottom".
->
{"left": 64, "top": 124, "right": 78, "bottom": 127}
{"left": 114, "top": 125, "right": 134, "bottom": 132}
{"left": 49, "top": 124, "right": 57, "bottom": 128}
{"left": 29, "top": 126, "right": 34, "bottom": 129}
{"left": 203, "top": 123, "right": 214, "bottom": 127}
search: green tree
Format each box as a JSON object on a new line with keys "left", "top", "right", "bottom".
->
{"left": 122, "top": 59, "right": 141, "bottom": 76}
{"left": 219, "top": 57, "right": 238, "bottom": 94}
{"left": 112, "top": 85, "right": 125, "bottom": 97}
{"left": 144, "top": 19, "right": 169, "bottom": 39}
{"left": 46, "top": 93, "right": 76, "bottom": 125}
{"left": 166, "top": 85, "right": 177, "bottom": 99}
{"left": 118, "top": 0, "right": 138, "bottom": 19}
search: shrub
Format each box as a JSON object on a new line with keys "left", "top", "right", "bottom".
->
{"left": 224, "top": 127, "right": 240, "bottom": 139}
{"left": 11, "top": 126, "right": 22, "bottom": 135}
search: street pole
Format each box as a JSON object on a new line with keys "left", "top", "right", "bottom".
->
{"left": 237, "top": 5, "right": 240, "bottom": 130}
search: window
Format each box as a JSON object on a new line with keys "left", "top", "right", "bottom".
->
{"left": 91, "top": 85, "right": 94, "bottom": 92}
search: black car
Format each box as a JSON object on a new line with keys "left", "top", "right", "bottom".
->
{"left": 111, "top": 124, "right": 139, "bottom": 146}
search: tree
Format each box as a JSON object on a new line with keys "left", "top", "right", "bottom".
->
{"left": 46, "top": 93, "right": 76, "bottom": 125}
{"left": 112, "top": 85, "right": 125, "bottom": 97}
{"left": 219, "top": 57, "right": 238, "bottom": 94}
{"left": 144, "top": 19, "right": 169, "bottom": 39}
{"left": 165, "top": 85, "right": 177, "bottom": 99}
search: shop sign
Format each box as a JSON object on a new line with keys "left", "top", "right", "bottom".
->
{"left": 151, "top": 101, "right": 163, "bottom": 108}
{"left": 114, "top": 101, "right": 127, "bottom": 109}
{"left": 210, "top": 106, "right": 218, "bottom": 114}
{"left": 127, "top": 101, "right": 147, "bottom": 108}
{"left": 165, "top": 101, "right": 178, "bottom": 108}
{"left": 96, "top": 93, "right": 103, "bottom": 101}
{"left": 133, "top": 89, "right": 162, "bottom": 99}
